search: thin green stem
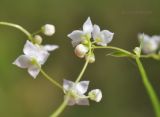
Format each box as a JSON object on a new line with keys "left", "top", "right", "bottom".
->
{"left": 75, "top": 58, "right": 89, "bottom": 83}
{"left": 40, "top": 69, "right": 63, "bottom": 90}
{"left": 94, "top": 46, "right": 136, "bottom": 58}
{"left": 0, "top": 21, "right": 33, "bottom": 41}
{"left": 50, "top": 95, "right": 70, "bottom": 117}
{"left": 135, "top": 57, "right": 160, "bottom": 117}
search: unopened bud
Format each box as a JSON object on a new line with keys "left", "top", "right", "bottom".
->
{"left": 42, "top": 24, "right": 55, "bottom": 36}
{"left": 85, "top": 54, "right": 95, "bottom": 63}
{"left": 74, "top": 44, "right": 88, "bottom": 58}
{"left": 33, "top": 35, "right": 43, "bottom": 44}
{"left": 134, "top": 47, "right": 141, "bottom": 57}
{"left": 88, "top": 89, "right": 102, "bottom": 102}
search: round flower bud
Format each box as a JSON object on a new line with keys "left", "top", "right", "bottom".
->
{"left": 85, "top": 54, "right": 95, "bottom": 63}
{"left": 42, "top": 24, "right": 55, "bottom": 36}
{"left": 74, "top": 44, "right": 88, "bottom": 58}
{"left": 33, "top": 35, "right": 43, "bottom": 44}
{"left": 88, "top": 89, "right": 102, "bottom": 102}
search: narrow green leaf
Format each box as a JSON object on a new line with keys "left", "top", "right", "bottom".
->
{"left": 106, "top": 51, "right": 131, "bottom": 58}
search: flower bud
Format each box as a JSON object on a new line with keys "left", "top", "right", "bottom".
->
{"left": 133, "top": 47, "right": 141, "bottom": 57}
{"left": 42, "top": 24, "right": 55, "bottom": 36}
{"left": 88, "top": 89, "right": 102, "bottom": 102}
{"left": 85, "top": 54, "right": 95, "bottom": 63}
{"left": 74, "top": 44, "right": 88, "bottom": 58}
{"left": 33, "top": 35, "right": 43, "bottom": 44}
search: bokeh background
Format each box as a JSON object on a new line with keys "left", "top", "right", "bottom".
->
{"left": 0, "top": 0, "right": 160, "bottom": 117}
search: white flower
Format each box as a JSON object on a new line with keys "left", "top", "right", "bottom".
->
{"left": 92, "top": 25, "right": 114, "bottom": 46}
{"left": 63, "top": 79, "right": 90, "bottom": 106}
{"left": 42, "top": 24, "right": 55, "bottom": 36}
{"left": 68, "top": 17, "right": 93, "bottom": 47}
{"left": 13, "top": 40, "right": 58, "bottom": 78}
{"left": 88, "top": 89, "right": 102, "bottom": 102}
{"left": 74, "top": 44, "right": 89, "bottom": 58}
{"left": 138, "top": 33, "right": 160, "bottom": 54}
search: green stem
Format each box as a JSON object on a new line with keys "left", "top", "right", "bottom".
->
{"left": 94, "top": 46, "right": 136, "bottom": 58}
{"left": 40, "top": 69, "right": 63, "bottom": 90}
{"left": 75, "top": 58, "right": 89, "bottom": 83}
{"left": 50, "top": 95, "right": 70, "bottom": 117}
{"left": 0, "top": 22, "right": 33, "bottom": 41}
{"left": 135, "top": 57, "right": 160, "bottom": 117}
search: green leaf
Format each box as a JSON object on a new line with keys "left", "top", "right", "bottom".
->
{"left": 106, "top": 51, "right": 131, "bottom": 58}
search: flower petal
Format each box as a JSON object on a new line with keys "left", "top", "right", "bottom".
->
{"left": 13, "top": 55, "right": 31, "bottom": 68}
{"left": 92, "top": 24, "right": 100, "bottom": 39}
{"left": 75, "top": 81, "right": 89, "bottom": 94}
{"left": 64, "top": 95, "right": 76, "bottom": 106}
{"left": 101, "top": 30, "right": 114, "bottom": 44}
{"left": 76, "top": 98, "right": 89, "bottom": 106}
{"left": 67, "top": 30, "right": 84, "bottom": 47}
{"left": 28, "top": 65, "right": 40, "bottom": 78}
{"left": 63, "top": 79, "right": 74, "bottom": 93}
{"left": 83, "top": 17, "right": 93, "bottom": 34}
{"left": 43, "top": 45, "right": 59, "bottom": 51}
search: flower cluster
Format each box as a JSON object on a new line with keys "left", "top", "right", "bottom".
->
{"left": 68, "top": 17, "right": 114, "bottom": 63}
{"left": 12, "top": 20, "right": 103, "bottom": 108}
{"left": 13, "top": 24, "right": 58, "bottom": 78}
{"left": 138, "top": 33, "right": 160, "bottom": 54}
{"left": 63, "top": 79, "right": 102, "bottom": 105}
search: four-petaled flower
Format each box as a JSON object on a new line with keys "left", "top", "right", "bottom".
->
{"left": 138, "top": 33, "right": 160, "bottom": 54}
{"left": 13, "top": 40, "right": 58, "bottom": 78}
{"left": 63, "top": 79, "right": 90, "bottom": 106}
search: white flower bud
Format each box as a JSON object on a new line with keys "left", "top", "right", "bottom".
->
{"left": 42, "top": 24, "right": 55, "bottom": 36}
{"left": 74, "top": 44, "right": 88, "bottom": 58}
{"left": 88, "top": 89, "right": 102, "bottom": 102}
{"left": 133, "top": 47, "right": 141, "bottom": 57}
{"left": 33, "top": 35, "right": 43, "bottom": 44}
{"left": 85, "top": 54, "right": 95, "bottom": 63}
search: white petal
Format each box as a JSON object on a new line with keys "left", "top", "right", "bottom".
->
{"left": 89, "top": 89, "right": 102, "bottom": 102}
{"left": 63, "top": 79, "right": 74, "bottom": 93}
{"left": 76, "top": 98, "right": 89, "bottom": 105}
{"left": 13, "top": 55, "right": 31, "bottom": 68}
{"left": 83, "top": 17, "right": 93, "bottom": 34}
{"left": 101, "top": 30, "right": 114, "bottom": 44}
{"left": 92, "top": 24, "right": 100, "bottom": 39}
{"left": 64, "top": 95, "right": 76, "bottom": 106}
{"left": 43, "top": 45, "right": 59, "bottom": 51}
{"left": 28, "top": 65, "right": 40, "bottom": 78}
{"left": 75, "top": 81, "right": 89, "bottom": 94}
{"left": 67, "top": 30, "right": 84, "bottom": 47}
{"left": 23, "top": 40, "right": 37, "bottom": 56}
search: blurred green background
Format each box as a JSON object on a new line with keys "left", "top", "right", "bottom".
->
{"left": 0, "top": 0, "right": 160, "bottom": 117}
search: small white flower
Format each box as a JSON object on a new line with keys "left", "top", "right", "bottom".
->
{"left": 74, "top": 44, "right": 89, "bottom": 58}
{"left": 42, "top": 24, "right": 55, "bottom": 36}
{"left": 88, "top": 89, "right": 102, "bottom": 102}
{"left": 92, "top": 25, "right": 114, "bottom": 46}
{"left": 13, "top": 40, "right": 58, "bottom": 78}
{"left": 68, "top": 17, "right": 93, "bottom": 47}
{"left": 138, "top": 33, "right": 160, "bottom": 54}
{"left": 63, "top": 79, "right": 90, "bottom": 106}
